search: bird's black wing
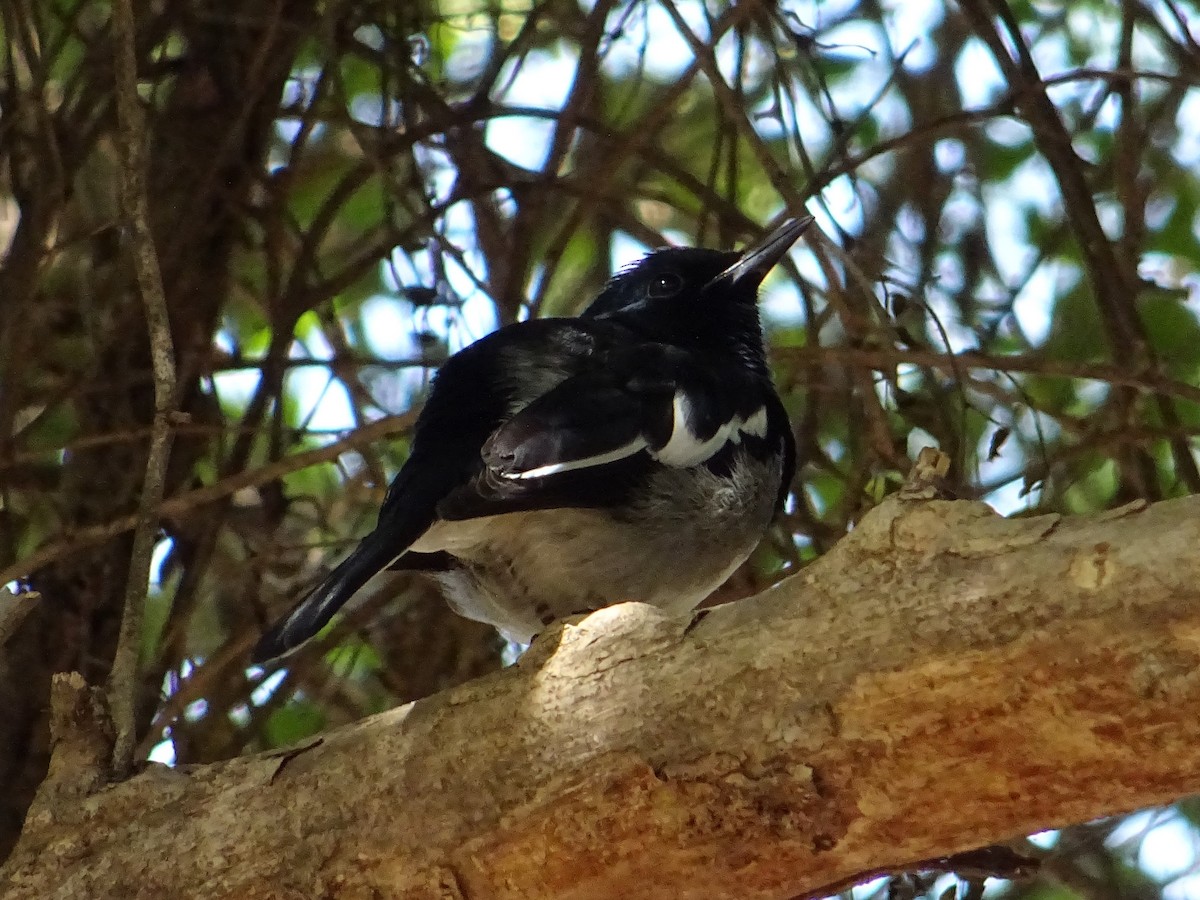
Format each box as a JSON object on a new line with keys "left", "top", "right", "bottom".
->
{"left": 251, "top": 319, "right": 606, "bottom": 662}
{"left": 436, "top": 342, "right": 772, "bottom": 520}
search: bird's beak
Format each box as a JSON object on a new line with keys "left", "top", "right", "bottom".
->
{"left": 709, "top": 215, "right": 814, "bottom": 289}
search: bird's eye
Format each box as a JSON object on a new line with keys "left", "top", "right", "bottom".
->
{"left": 647, "top": 273, "right": 683, "bottom": 299}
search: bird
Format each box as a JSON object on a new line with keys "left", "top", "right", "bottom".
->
{"left": 252, "top": 216, "right": 812, "bottom": 662}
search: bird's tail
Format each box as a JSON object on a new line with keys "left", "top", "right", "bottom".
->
{"left": 251, "top": 530, "right": 400, "bottom": 663}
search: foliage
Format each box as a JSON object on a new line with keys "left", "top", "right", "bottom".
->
{"left": 1, "top": 0, "right": 1199, "bottom": 892}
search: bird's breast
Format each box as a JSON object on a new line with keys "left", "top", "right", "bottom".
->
{"left": 409, "top": 445, "right": 784, "bottom": 643}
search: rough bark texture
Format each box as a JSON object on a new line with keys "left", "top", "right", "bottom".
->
{"left": 4, "top": 491, "right": 1200, "bottom": 899}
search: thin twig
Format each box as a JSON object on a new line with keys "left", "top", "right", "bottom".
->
{"left": 0, "top": 413, "right": 417, "bottom": 588}
{"left": 0, "top": 587, "right": 40, "bottom": 647}
{"left": 958, "top": 0, "right": 1200, "bottom": 494}
{"left": 779, "top": 345, "right": 1200, "bottom": 407}
{"left": 108, "top": 0, "right": 178, "bottom": 779}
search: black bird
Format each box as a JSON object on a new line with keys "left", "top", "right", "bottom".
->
{"left": 252, "top": 216, "right": 812, "bottom": 662}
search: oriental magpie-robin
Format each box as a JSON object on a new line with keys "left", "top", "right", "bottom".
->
{"left": 252, "top": 216, "right": 811, "bottom": 662}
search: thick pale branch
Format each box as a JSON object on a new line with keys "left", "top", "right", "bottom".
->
{"left": 4, "top": 493, "right": 1200, "bottom": 899}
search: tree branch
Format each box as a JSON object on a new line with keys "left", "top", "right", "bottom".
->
{"left": 108, "top": 0, "right": 177, "bottom": 779}
{"left": 0, "top": 587, "right": 40, "bottom": 649}
{"left": 4, "top": 490, "right": 1200, "bottom": 899}
{"left": 0, "top": 412, "right": 417, "bottom": 588}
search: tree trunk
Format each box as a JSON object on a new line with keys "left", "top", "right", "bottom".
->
{"left": 0, "top": 0, "right": 318, "bottom": 858}
{"left": 3, "top": 489, "right": 1199, "bottom": 899}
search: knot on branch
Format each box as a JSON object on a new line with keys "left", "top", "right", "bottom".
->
{"left": 899, "top": 447, "right": 952, "bottom": 501}
{"left": 46, "top": 672, "right": 114, "bottom": 796}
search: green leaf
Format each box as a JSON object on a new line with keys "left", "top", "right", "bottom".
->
{"left": 265, "top": 698, "right": 327, "bottom": 747}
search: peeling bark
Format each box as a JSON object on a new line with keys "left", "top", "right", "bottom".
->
{"left": 3, "top": 492, "right": 1199, "bottom": 899}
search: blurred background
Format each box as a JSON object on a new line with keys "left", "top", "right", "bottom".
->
{"left": 2, "top": 0, "right": 1200, "bottom": 893}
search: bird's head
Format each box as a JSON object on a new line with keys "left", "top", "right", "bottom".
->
{"left": 581, "top": 217, "right": 812, "bottom": 360}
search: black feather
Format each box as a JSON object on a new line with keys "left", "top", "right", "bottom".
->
{"left": 251, "top": 529, "right": 402, "bottom": 662}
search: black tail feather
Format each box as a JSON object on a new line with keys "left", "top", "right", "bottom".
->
{"left": 251, "top": 530, "right": 400, "bottom": 663}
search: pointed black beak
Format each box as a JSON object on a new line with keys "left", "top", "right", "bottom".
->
{"left": 708, "top": 215, "right": 814, "bottom": 290}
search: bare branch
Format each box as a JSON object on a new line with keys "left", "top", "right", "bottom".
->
{"left": 0, "top": 587, "right": 40, "bottom": 648}
{"left": 4, "top": 492, "right": 1199, "bottom": 898}
{"left": 107, "top": 0, "right": 178, "bottom": 780}
{"left": 0, "top": 412, "right": 417, "bottom": 588}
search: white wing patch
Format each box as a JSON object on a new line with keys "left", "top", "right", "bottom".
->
{"left": 502, "top": 436, "right": 649, "bottom": 481}
{"left": 495, "top": 393, "right": 770, "bottom": 479}
{"left": 654, "top": 393, "right": 726, "bottom": 465}
{"left": 740, "top": 406, "right": 768, "bottom": 439}
{"left": 652, "top": 392, "right": 769, "bottom": 467}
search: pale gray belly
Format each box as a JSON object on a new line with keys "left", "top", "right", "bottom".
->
{"left": 409, "top": 449, "right": 782, "bottom": 643}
